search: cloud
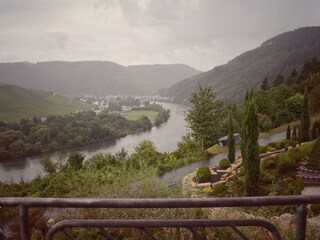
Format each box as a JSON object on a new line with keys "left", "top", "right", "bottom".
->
{"left": 0, "top": 0, "right": 320, "bottom": 70}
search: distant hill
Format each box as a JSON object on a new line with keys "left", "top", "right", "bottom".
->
{"left": 160, "top": 26, "right": 320, "bottom": 103}
{"left": 126, "top": 64, "right": 202, "bottom": 92}
{"left": 0, "top": 61, "right": 201, "bottom": 97}
{"left": 0, "top": 84, "right": 92, "bottom": 122}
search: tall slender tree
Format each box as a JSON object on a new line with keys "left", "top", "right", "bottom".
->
{"left": 286, "top": 124, "right": 291, "bottom": 140}
{"left": 244, "top": 98, "right": 260, "bottom": 196}
{"left": 228, "top": 113, "right": 235, "bottom": 163}
{"left": 300, "top": 87, "right": 311, "bottom": 142}
{"left": 292, "top": 125, "right": 297, "bottom": 140}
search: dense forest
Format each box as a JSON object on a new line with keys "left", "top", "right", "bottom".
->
{"left": 0, "top": 103, "right": 170, "bottom": 160}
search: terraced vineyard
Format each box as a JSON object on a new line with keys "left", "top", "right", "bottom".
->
{"left": 0, "top": 84, "right": 92, "bottom": 122}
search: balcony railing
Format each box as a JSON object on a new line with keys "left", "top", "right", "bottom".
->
{"left": 1, "top": 195, "right": 320, "bottom": 240}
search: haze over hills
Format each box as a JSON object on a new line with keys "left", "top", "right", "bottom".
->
{"left": 0, "top": 83, "right": 92, "bottom": 122}
{"left": 159, "top": 26, "right": 320, "bottom": 103}
{"left": 0, "top": 61, "right": 201, "bottom": 97}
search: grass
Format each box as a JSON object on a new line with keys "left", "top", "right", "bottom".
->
{"left": 124, "top": 110, "right": 158, "bottom": 121}
{"left": 0, "top": 84, "right": 92, "bottom": 122}
{"left": 259, "top": 114, "right": 320, "bottom": 138}
{"left": 206, "top": 144, "right": 227, "bottom": 155}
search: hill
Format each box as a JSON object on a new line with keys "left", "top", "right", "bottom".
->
{"left": 126, "top": 64, "right": 201, "bottom": 92}
{"left": 160, "top": 26, "right": 320, "bottom": 103}
{"left": 0, "top": 61, "right": 201, "bottom": 97}
{"left": 0, "top": 84, "right": 92, "bottom": 122}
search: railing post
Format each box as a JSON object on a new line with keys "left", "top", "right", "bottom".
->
{"left": 19, "top": 206, "right": 30, "bottom": 240}
{"left": 296, "top": 204, "right": 307, "bottom": 240}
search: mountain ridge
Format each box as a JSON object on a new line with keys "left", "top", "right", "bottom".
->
{"left": 159, "top": 26, "right": 320, "bottom": 103}
{"left": 0, "top": 61, "right": 201, "bottom": 97}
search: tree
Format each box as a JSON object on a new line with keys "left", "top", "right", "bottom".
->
{"left": 273, "top": 73, "right": 285, "bottom": 86}
{"left": 67, "top": 152, "right": 85, "bottom": 170}
{"left": 286, "top": 125, "right": 291, "bottom": 140}
{"left": 300, "top": 87, "right": 311, "bottom": 142}
{"left": 292, "top": 125, "right": 297, "bottom": 140}
{"left": 243, "top": 97, "right": 260, "bottom": 196}
{"left": 308, "top": 137, "right": 320, "bottom": 170}
{"left": 310, "top": 85, "right": 320, "bottom": 113}
{"left": 260, "top": 78, "right": 270, "bottom": 91}
{"left": 186, "top": 85, "right": 226, "bottom": 151}
{"left": 286, "top": 93, "right": 304, "bottom": 119}
{"left": 228, "top": 113, "right": 235, "bottom": 163}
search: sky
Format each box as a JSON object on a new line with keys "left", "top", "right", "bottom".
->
{"left": 1, "top": 0, "right": 320, "bottom": 71}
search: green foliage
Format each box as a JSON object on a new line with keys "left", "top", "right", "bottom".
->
{"left": 286, "top": 125, "right": 291, "bottom": 139}
{"left": 67, "top": 152, "right": 85, "bottom": 170}
{"left": 300, "top": 87, "right": 311, "bottom": 142}
{"left": 157, "top": 136, "right": 205, "bottom": 173}
{"left": 258, "top": 145, "right": 267, "bottom": 154}
{"left": 219, "top": 158, "right": 231, "bottom": 169}
{"left": 0, "top": 105, "right": 169, "bottom": 159}
{"left": 195, "top": 167, "right": 211, "bottom": 182}
{"left": 308, "top": 137, "right": 320, "bottom": 170}
{"left": 286, "top": 93, "right": 304, "bottom": 118}
{"left": 124, "top": 110, "right": 158, "bottom": 121}
{"left": 186, "top": 85, "right": 227, "bottom": 150}
{"left": 243, "top": 97, "right": 260, "bottom": 196}
{"left": 261, "top": 157, "right": 279, "bottom": 173}
{"left": 292, "top": 125, "right": 297, "bottom": 140}
{"left": 210, "top": 183, "right": 226, "bottom": 196}
{"left": 228, "top": 114, "right": 235, "bottom": 163}
{"left": 311, "top": 204, "right": 320, "bottom": 215}
{"left": 311, "top": 120, "right": 320, "bottom": 140}
{"left": 130, "top": 140, "right": 164, "bottom": 168}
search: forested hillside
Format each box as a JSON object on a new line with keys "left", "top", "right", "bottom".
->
{"left": 160, "top": 27, "right": 320, "bottom": 103}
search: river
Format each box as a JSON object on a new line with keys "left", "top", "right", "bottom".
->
{"left": 0, "top": 103, "right": 189, "bottom": 182}
{"left": 0, "top": 103, "right": 286, "bottom": 184}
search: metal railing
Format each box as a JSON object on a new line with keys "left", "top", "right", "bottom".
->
{"left": 1, "top": 195, "right": 320, "bottom": 240}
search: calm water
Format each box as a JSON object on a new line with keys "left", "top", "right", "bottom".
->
{"left": 0, "top": 102, "right": 286, "bottom": 184}
{"left": 0, "top": 103, "right": 189, "bottom": 182}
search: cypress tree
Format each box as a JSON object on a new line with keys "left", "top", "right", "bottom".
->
{"left": 308, "top": 137, "right": 320, "bottom": 170}
{"left": 292, "top": 125, "right": 297, "bottom": 140}
{"left": 228, "top": 113, "right": 235, "bottom": 163}
{"left": 286, "top": 124, "right": 291, "bottom": 140}
{"left": 311, "top": 121, "right": 320, "bottom": 140}
{"left": 241, "top": 90, "right": 251, "bottom": 168}
{"left": 300, "top": 87, "right": 311, "bottom": 142}
{"left": 244, "top": 98, "right": 260, "bottom": 196}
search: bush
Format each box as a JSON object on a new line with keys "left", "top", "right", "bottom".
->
{"left": 238, "top": 166, "right": 245, "bottom": 176}
{"left": 219, "top": 158, "right": 231, "bottom": 169}
{"left": 259, "top": 145, "right": 267, "bottom": 154}
{"left": 308, "top": 137, "right": 320, "bottom": 170}
{"left": 195, "top": 167, "right": 211, "bottom": 182}
{"left": 267, "top": 141, "right": 281, "bottom": 150}
{"left": 311, "top": 204, "right": 320, "bottom": 215}
{"left": 278, "top": 157, "right": 297, "bottom": 174}
{"left": 284, "top": 139, "right": 298, "bottom": 148}
{"left": 288, "top": 148, "right": 303, "bottom": 163}
{"left": 211, "top": 183, "right": 226, "bottom": 196}
{"left": 261, "top": 156, "right": 279, "bottom": 172}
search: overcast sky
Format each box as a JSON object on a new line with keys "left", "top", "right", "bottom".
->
{"left": 1, "top": 0, "right": 320, "bottom": 71}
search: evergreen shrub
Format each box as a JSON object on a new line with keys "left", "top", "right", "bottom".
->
{"left": 219, "top": 158, "right": 231, "bottom": 169}
{"left": 195, "top": 167, "right": 211, "bottom": 182}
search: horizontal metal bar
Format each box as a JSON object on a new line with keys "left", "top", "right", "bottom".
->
{"left": 45, "top": 219, "right": 281, "bottom": 240}
{"left": 1, "top": 195, "right": 320, "bottom": 208}
{"left": 0, "top": 195, "right": 320, "bottom": 208}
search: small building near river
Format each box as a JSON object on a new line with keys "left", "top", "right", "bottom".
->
{"left": 218, "top": 133, "right": 241, "bottom": 147}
